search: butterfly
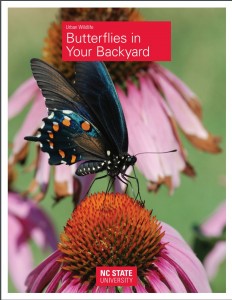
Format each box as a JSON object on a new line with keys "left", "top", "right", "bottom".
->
{"left": 25, "top": 59, "right": 137, "bottom": 191}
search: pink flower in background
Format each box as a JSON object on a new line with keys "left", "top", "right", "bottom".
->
{"left": 200, "top": 201, "right": 226, "bottom": 280}
{"left": 8, "top": 192, "right": 58, "bottom": 292}
{"left": 25, "top": 193, "right": 211, "bottom": 293}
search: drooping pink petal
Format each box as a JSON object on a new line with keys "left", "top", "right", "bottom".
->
{"left": 10, "top": 91, "right": 47, "bottom": 160}
{"left": 8, "top": 77, "right": 39, "bottom": 119}
{"left": 26, "top": 151, "right": 51, "bottom": 202}
{"left": 54, "top": 164, "right": 74, "bottom": 200}
{"left": 149, "top": 67, "right": 220, "bottom": 153}
{"left": 154, "top": 257, "right": 187, "bottom": 292}
{"left": 161, "top": 223, "right": 211, "bottom": 292}
{"left": 152, "top": 69, "right": 208, "bottom": 139}
{"left": 8, "top": 214, "right": 33, "bottom": 292}
{"left": 134, "top": 278, "right": 147, "bottom": 292}
{"left": 117, "top": 79, "right": 186, "bottom": 193}
{"left": 25, "top": 250, "right": 62, "bottom": 292}
{"left": 203, "top": 241, "right": 226, "bottom": 280}
{"left": 201, "top": 202, "right": 226, "bottom": 236}
{"left": 153, "top": 64, "right": 199, "bottom": 107}
{"left": 146, "top": 271, "right": 171, "bottom": 293}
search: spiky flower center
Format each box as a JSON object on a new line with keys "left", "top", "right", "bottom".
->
{"left": 58, "top": 193, "right": 165, "bottom": 287}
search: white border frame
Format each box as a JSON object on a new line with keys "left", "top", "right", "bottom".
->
{"left": 2, "top": 1, "right": 231, "bottom": 299}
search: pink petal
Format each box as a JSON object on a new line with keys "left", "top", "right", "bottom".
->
{"left": 25, "top": 250, "right": 62, "bottom": 292}
{"left": 8, "top": 215, "right": 33, "bottom": 292}
{"left": 146, "top": 271, "right": 171, "bottom": 293}
{"left": 203, "top": 241, "right": 226, "bottom": 280}
{"left": 122, "top": 286, "right": 133, "bottom": 293}
{"left": 155, "top": 257, "right": 187, "bottom": 292}
{"left": 34, "top": 151, "right": 51, "bottom": 195}
{"left": 150, "top": 69, "right": 208, "bottom": 139}
{"left": 8, "top": 77, "right": 39, "bottom": 119}
{"left": 154, "top": 64, "right": 197, "bottom": 104}
{"left": 46, "top": 269, "right": 64, "bottom": 292}
{"left": 134, "top": 278, "right": 147, "bottom": 292}
{"left": 54, "top": 164, "right": 74, "bottom": 201}
{"left": 78, "top": 282, "right": 89, "bottom": 292}
{"left": 117, "top": 79, "right": 185, "bottom": 192}
{"left": 201, "top": 202, "right": 226, "bottom": 236}
{"left": 61, "top": 278, "right": 83, "bottom": 292}
{"left": 92, "top": 285, "right": 107, "bottom": 293}
{"left": 161, "top": 222, "right": 211, "bottom": 292}
{"left": 107, "top": 286, "right": 116, "bottom": 292}
{"left": 55, "top": 165, "right": 73, "bottom": 194}
{"left": 10, "top": 91, "right": 47, "bottom": 158}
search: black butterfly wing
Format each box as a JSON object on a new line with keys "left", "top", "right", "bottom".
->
{"left": 30, "top": 59, "right": 88, "bottom": 115}
{"left": 73, "top": 61, "right": 128, "bottom": 154}
{"left": 25, "top": 59, "right": 114, "bottom": 164}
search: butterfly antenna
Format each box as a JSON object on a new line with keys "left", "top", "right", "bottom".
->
{"left": 135, "top": 149, "right": 177, "bottom": 156}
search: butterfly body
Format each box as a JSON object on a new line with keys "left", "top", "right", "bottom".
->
{"left": 76, "top": 154, "right": 137, "bottom": 177}
{"left": 25, "top": 59, "right": 137, "bottom": 181}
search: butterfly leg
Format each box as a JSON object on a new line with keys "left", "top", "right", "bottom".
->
{"left": 123, "top": 169, "right": 143, "bottom": 205}
{"left": 121, "top": 174, "right": 136, "bottom": 199}
{"left": 116, "top": 175, "right": 129, "bottom": 194}
{"left": 85, "top": 173, "right": 109, "bottom": 197}
{"left": 106, "top": 176, "right": 115, "bottom": 194}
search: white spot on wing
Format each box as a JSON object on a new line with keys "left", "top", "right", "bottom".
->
{"left": 61, "top": 160, "right": 67, "bottom": 164}
{"left": 64, "top": 116, "right": 71, "bottom": 121}
{"left": 41, "top": 121, "right": 45, "bottom": 129}
{"left": 63, "top": 110, "right": 72, "bottom": 114}
{"left": 48, "top": 112, "right": 54, "bottom": 119}
{"left": 107, "top": 150, "right": 111, "bottom": 156}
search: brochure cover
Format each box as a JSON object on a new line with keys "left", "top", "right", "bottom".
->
{"left": 3, "top": 1, "right": 227, "bottom": 298}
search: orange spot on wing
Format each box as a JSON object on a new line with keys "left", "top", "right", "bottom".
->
{"left": 59, "top": 150, "right": 65, "bottom": 158}
{"left": 81, "top": 121, "right": 91, "bottom": 131}
{"left": 53, "top": 123, "right": 59, "bottom": 132}
{"left": 49, "top": 132, "right": 54, "bottom": 139}
{"left": 71, "top": 155, "right": 76, "bottom": 163}
{"left": 49, "top": 142, "right": 54, "bottom": 149}
{"left": 62, "top": 118, "right": 71, "bottom": 127}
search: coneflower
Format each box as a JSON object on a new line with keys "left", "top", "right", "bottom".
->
{"left": 26, "top": 193, "right": 211, "bottom": 293}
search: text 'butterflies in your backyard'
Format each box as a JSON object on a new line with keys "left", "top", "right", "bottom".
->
{"left": 25, "top": 59, "right": 137, "bottom": 184}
